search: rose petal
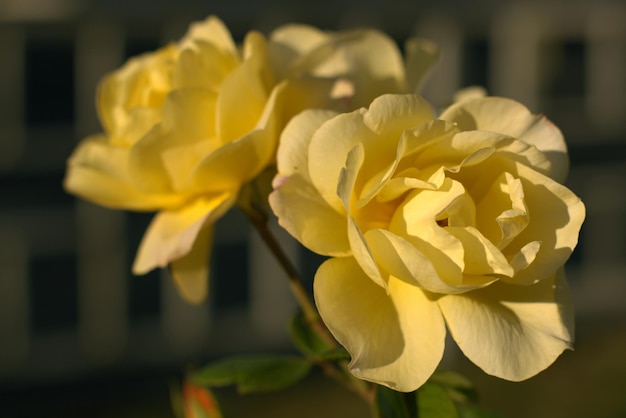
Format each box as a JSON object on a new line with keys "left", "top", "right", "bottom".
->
{"left": 337, "top": 144, "right": 386, "bottom": 288}
{"left": 438, "top": 269, "right": 573, "bottom": 381}
{"left": 268, "top": 24, "right": 329, "bottom": 80}
{"left": 276, "top": 108, "right": 339, "bottom": 182}
{"left": 64, "top": 135, "right": 183, "bottom": 210}
{"left": 440, "top": 97, "right": 568, "bottom": 182}
{"left": 169, "top": 224, "right": 214, "bottom": 304}
{"left": 365, "top": 229, "right": 475, "bottom": 294}
{"left": 132, "top": 193, "right": 235, "bottom": 275}
{"left": 314, "top": 256, "right": 446, "bottom": 392}
{"left": 269, "top": 174, "right": 350, "bottom": 257}
{"left": 389, "top": 178, "right": 466, "bottom": 286}
{"left": 175, "top": 41, "right": 238, "bottom": 91}
{"left": 504, "top": 163, "right": 585, "bottom": 285}
{"left": 180, "top": 15, "right": 238, "bottom": 57}
{"left": 217, "top": 32, "right": 271, "bottom": 144}
{"left": 308, "top": 110, "right": 374, "bottom": 211}
{"left": 475, "top": 171, "right": 530, "bottom": 249}
{"left": 446, "top": 226, "right": 514, "bottom": 278}
{"left": 188, "top": 128, "right": 272, "bottom": 193}
{"left": 98, "top": 45, "right": 176, "bottom": 139}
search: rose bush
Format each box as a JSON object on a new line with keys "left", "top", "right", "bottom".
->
{"left": 64, "top": 16, "right": 437, "bottom": 303}
{"left": 270, "top": 93, "right": 585, "bottom": 391}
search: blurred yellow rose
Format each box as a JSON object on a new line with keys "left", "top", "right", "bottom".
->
{"left": 269, "top": 93, "right": 585, "bottom": 391}
{"left": 64, "top": 16, "right": 437, "bottom": 303}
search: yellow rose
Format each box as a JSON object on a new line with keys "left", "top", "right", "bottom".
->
{"left": 269, "top": 93, "right": 585, "bottom": 391}
{"left": 64, "top": 17, "right": 437, "bottom": 303}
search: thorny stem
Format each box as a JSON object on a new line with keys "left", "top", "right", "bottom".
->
{"left": 244, "top": 206, "right": 335, "bottom": 348}
{"left": 242, "top": 204, "right": 374, "bottom": 404}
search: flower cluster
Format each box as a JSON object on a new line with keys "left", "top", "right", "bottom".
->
{"left": 65, "top": 15, "right": 584, "bottom": 392}
{"left": 64, "top": 16, "right": 436, "bottom": 302}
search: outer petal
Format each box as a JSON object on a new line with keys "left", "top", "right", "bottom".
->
{"left": 269, "top": 174, "right": 350, "bottom": 257}
{"left": 438, "top": 269, "right": 573, "bottom": 381}
{"left": 275, "top": 108, "right": 339, "bottom": 182}
{"left": 169, "top": 224, "right": 214, "bottom": 304}
{"left": 64, "top": 135, "right": 183, "bottom": 210}
{"left": 440, "top": 97, "right": 569, "bottom": 182}
{"left": 132, "top": 192, "right": 235, "bottom": 275}
{"left": 362, "top": 94, "right": 434, "bottom": 144}
{"left": 314, "top": 257, "right": 446, "bottom": 392}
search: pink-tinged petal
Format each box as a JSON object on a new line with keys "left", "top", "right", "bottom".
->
{"left": 132, "top": 193, "right": 235, "bottom": 275}
{"left": 64, "top": 135, "right": 183, "bottom": 210}
{"left": 169, "top": 224, "right": 214, "bottom": 304}
{"left": 269, "top": 174, "right": 350, "bottom": 257}
{"left": 440, "top": 97, "right": 569, "bottom": 182}
{"left": 314, "top": 256, "right": 446, "bottom": 392}
{"left": 438, "top": 269, "right": 574, "bottom": 381}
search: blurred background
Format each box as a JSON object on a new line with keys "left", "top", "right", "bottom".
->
{"left": 1, "top": 0, "right": 625, "bottom": 416}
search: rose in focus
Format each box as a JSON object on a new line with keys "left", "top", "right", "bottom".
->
{"left": 270, "top": 93, "right": 585, "bottom": 391}
{"left": 64, "top": 16, "right": 437, "bottom": 303}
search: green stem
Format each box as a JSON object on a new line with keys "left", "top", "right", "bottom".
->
{"left": 245, "top": 207, "right": 334, "bottom": 345}
{"left": 242, "top": 204, "right": 375, "bottom": 404}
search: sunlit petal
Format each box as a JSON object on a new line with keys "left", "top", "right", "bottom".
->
{"left": 314, "top": 257, "right": 446, "bottom": 392}
{"left": 439, "top": 270, "right": 573, "bottom": 381}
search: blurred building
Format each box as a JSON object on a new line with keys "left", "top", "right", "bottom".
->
{"left": 0, "top": 0, "right": 625, "bottom": 417}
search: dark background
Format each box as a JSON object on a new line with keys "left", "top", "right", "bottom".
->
{"left": 1, "top": 0, "right": 625, "bottom": 416}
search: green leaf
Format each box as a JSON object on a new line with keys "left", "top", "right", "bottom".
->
{"left": 289, "top": 311, "right": 331, "bottom": 358}
{"left": 190, "top": 355, "right": 312, "bottom": 394}
{"left": 416, "top": 382, "right": 459, "bottom": 418}
{"left": 375, "top": 385, "right": 413, "bottom": 418}
{"left": 290, "top": 312, "right": 351, "bottom": 364}
{"left": 430, "top": 370, "right": 478, "bottom": 403}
